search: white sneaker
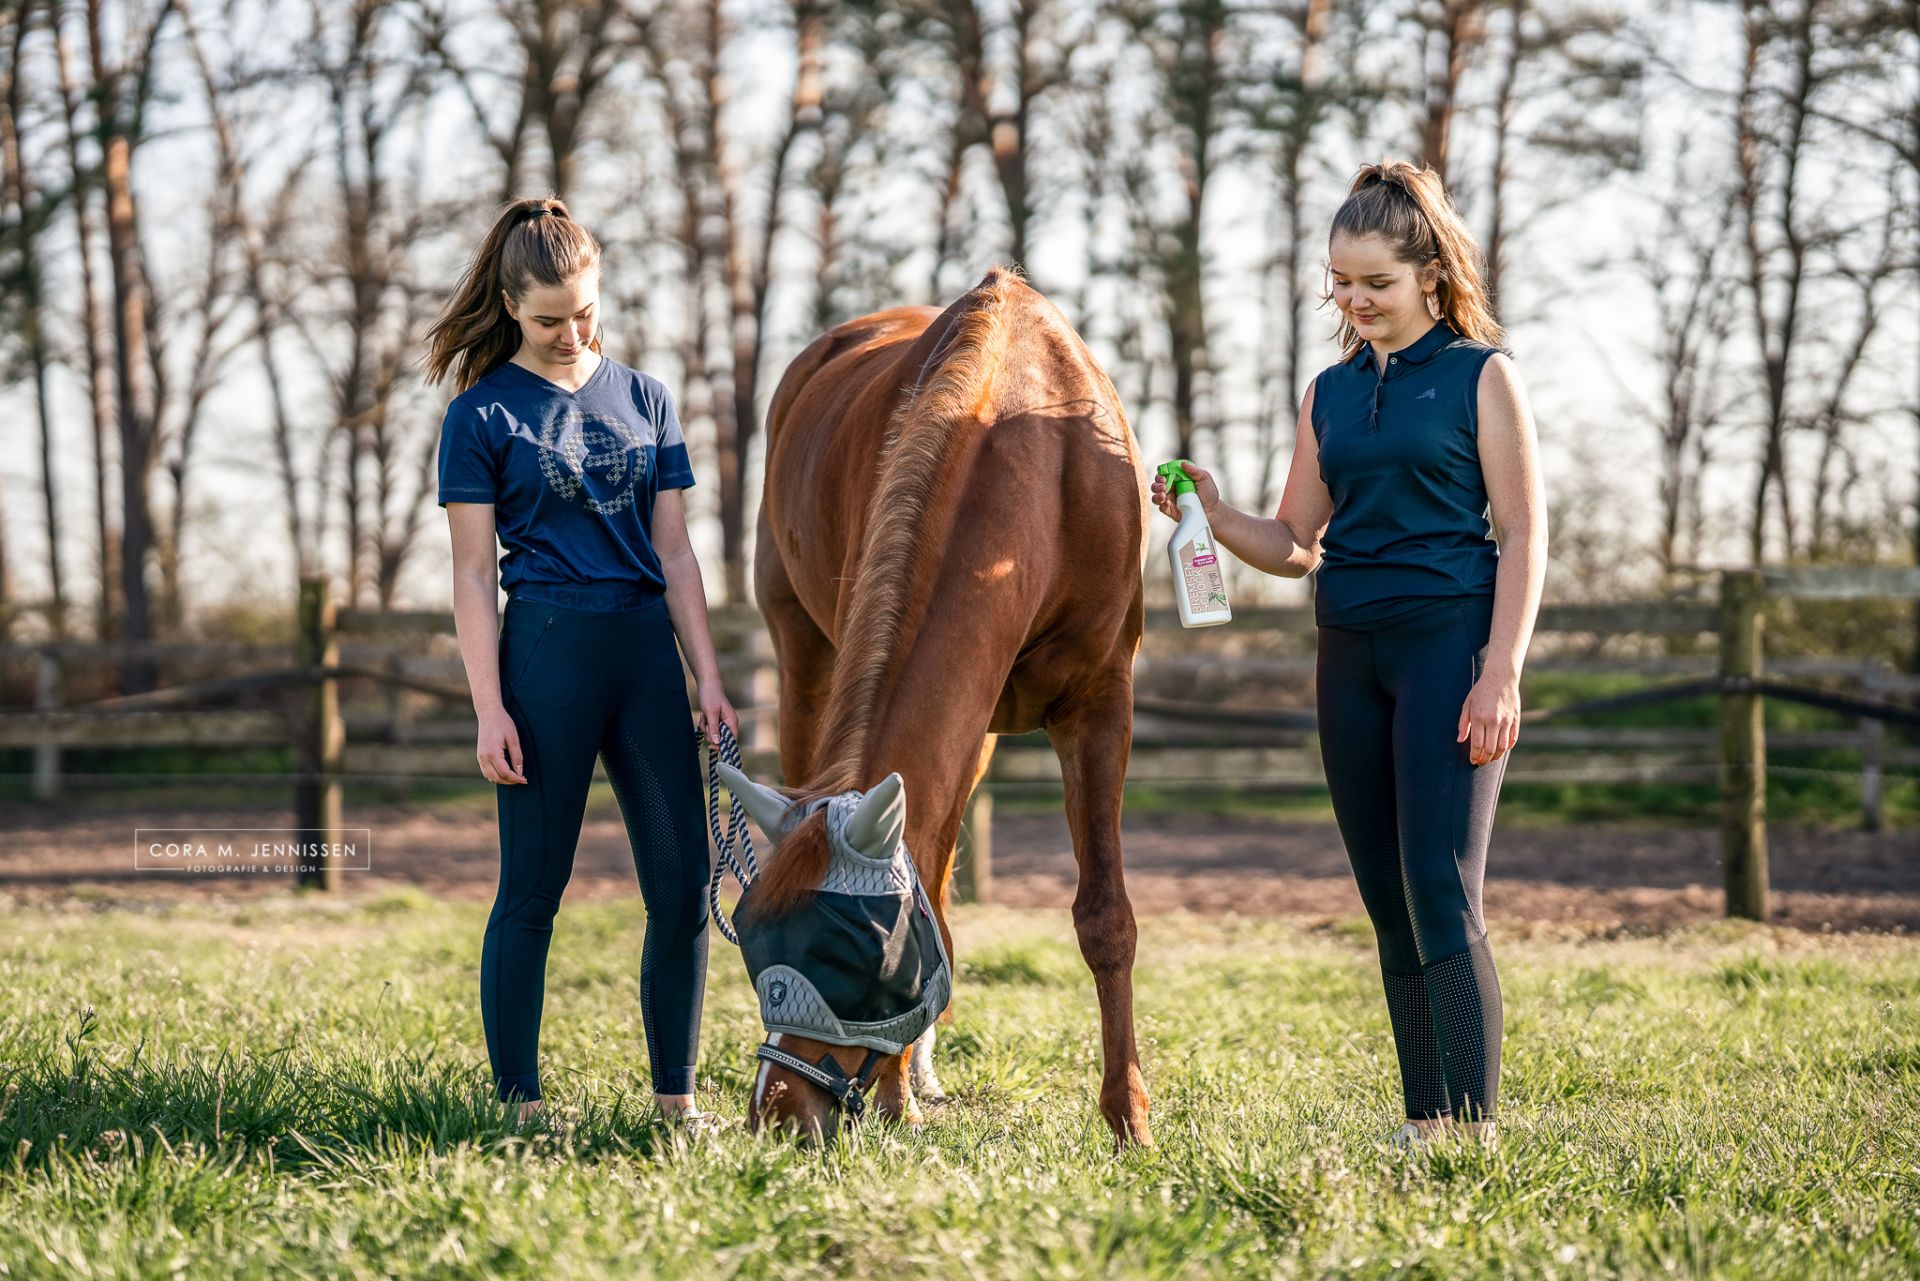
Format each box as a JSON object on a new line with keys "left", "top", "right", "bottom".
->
{"left": 658, "top": 1107, "right": 728, "bottom": 1140}
{"left": 1389, "top": 1122, "right": 1431, "bottom": 1150}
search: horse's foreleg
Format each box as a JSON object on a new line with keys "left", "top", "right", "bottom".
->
{"left": 910, "top": 1024, "right": 947, "bottom": 1102}
{"left": 870, "top": 1052, "right": 922, "bottom": 1125}
{"left": 1048, "top": 674, "right": 1150, "bottom": 1149}
{"left": 909, "top": 733, "right": 991, "bottom": 1109}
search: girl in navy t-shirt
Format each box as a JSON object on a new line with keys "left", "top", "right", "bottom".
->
{"left": 423, "top": 196, "right": 735, "bottom": 1133}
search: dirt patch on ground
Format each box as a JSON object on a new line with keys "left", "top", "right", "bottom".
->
{"left": 2, "top": 801, "right": 1912, "bottom": 933}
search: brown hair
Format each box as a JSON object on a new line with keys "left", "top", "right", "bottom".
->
{"left": 1324, "top": 160, "right": 1503, "bottom": 359}
{"left": 420, "top": 196, "right": 604, "bottom": 393}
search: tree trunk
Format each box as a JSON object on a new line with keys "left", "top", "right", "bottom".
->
{"left": 2, "top": 0, "right": 60, "bottom": 639}
{"left": 1734, "top": 0, "right": 1815, "bottom": 564}
{"left": 1419, "top": 0, "right": 1484, "bottom": 186}
{"left": 54, "top": 16, "right": 116, "bottom": 641}
{"left": 1260, "top": 0, "right": 1331, "bottom": 513}
{"left": 718, "top": 0, "right": 824, "bottom": 605}
{"left": 1484, "top": 0, "right": 1525, "bottom": 322}
{"left": 88, "top": 0, "right": 161, "bottom": 689}
{"left": 929, "top": 124, "right": 968, "bottom": 301}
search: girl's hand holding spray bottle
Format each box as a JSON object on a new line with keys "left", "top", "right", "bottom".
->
{"left": 1150, "top": 459, "right": 1233, "bottom": 629}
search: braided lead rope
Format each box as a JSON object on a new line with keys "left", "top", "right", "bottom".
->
{"left": 700, "top": 721, "right": 759, "bottom": 945}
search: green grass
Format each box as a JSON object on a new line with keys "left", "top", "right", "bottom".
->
{"left": 995, "top": 772, "right": 1920, "bottom": 829}
{"left": 1, "top": 896, "right": 1916, "bottom": 1278}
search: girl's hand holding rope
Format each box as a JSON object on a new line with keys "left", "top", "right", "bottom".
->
{"left": 697, "top": 678, "right": 741, "bottom": 749}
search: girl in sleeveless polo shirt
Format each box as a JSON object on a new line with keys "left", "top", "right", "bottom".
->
{"left": 1152, "top": 161, "right": 1547, "bottom": 1146}
{"left": 423, "top": 197, "right": 738, "bottom": 1131}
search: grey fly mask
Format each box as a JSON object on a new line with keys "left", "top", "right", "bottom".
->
{"left": 715, "top": 764, "right": 952, "bottom": 1118}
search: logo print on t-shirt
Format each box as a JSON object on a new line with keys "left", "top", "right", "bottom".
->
{"left": 537, "top": 407, "right": 650, "bottom": 515}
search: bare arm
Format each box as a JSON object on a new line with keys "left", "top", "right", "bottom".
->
{"left": 1456, "top": 352, "right": 1548, "bottom": 766}
{"left": 1476, "top": 353, "right": 1548, "bottom": 683}
{"left": 1151, "top": 381, "right": 1334, "bottom": 579}
{"left": 449, "top": 504, "right": 505, "bottom": 711}
{"left": 652, "top": 488, "right": 739, "bottom": 746}
{"left": 447, "top": 502, "right": 525, "bottom": 784}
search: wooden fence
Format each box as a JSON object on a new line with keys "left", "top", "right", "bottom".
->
{"left": 1, "top": 566, "right": 1916, "bottom": 918}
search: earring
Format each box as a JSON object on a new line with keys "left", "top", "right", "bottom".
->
{"left": 1426, "top": 291, "right": 1442, "bottom": 320}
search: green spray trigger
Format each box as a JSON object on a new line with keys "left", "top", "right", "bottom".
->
{"left": 1155, "top": 458, "right": 1231, "bottom": 627}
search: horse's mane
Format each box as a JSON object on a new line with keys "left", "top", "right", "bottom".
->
{"left": 749, "top": 268, "right": 1018, "bottom": 916}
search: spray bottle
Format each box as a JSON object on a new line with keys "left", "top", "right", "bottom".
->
{"left": 1155, "top": 460, "right": 1232, "bottom": 628}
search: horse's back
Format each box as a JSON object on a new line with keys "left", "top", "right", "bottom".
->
{"left": 760, "top": 270, "right": 1147, "bottom": 714}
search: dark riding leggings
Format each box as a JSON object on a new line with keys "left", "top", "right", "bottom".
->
{"left": 1316, "top": 594, "right": 1509, "bottom": 1122}
{"left": 482, "top": 594, "right": 710, "bottom": 1103}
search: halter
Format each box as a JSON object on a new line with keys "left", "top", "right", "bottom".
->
{"left": 753, "top": 1043, "right": 887, "bottom": 1121}
{"left": 697, "top": 723, "right": 948, "bottom": 1125}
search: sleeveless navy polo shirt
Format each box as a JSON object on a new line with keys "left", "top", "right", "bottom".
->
{"left": 436, "top": 354, "right": 695, "bottom": 612}
{"left": 1309, "top": 319, "right": 1503, "bottom": 631}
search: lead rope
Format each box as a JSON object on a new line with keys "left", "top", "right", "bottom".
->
{"left": 699, "top": 721, "right": 759, "bottom": 944}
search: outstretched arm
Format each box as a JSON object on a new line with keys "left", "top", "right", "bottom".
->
{"left": 1149, "top": 381, "right": 1333, "bottom": 579}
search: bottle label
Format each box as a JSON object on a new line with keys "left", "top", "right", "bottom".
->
{"left": 1178, "top": 536, "right": 1229, "bottom": 615}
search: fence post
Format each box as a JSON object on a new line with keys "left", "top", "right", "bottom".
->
{"left": 295, "top": 575, "right": 344, "bottom": 892}
{"left": 1718, "top": 569, "right": 1768, "bottom": 921}
{"left": 1859, "top": 671, "right": 1885, "bottom": 833}
{"left": 33, "top": 651, "right": 60, "bottom": 801}
{"left": 954, "top": 783, "right": 994, "bottom": 905}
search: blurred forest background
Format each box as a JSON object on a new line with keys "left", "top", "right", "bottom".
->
{"left": 0, "top": 0, "right": 1913, "bottom": 657}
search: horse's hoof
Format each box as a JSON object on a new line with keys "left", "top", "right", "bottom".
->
{"left": 1102, "top": 1105, "right": 1153, "bottom": 1150}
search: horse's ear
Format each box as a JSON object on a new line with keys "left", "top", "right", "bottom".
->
{"left": 845, "top": 772, "right": 907, "bottom": 859}
{"left": 718, "top": 762, "right": 795, "bottom": 846}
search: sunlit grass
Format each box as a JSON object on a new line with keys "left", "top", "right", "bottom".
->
{"left": 0, "top": 893, "right": 1915, "bottom": 1278}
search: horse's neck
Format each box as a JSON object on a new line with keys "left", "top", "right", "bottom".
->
{"left": 808, "top": 332, "right": 1014, "bottom": 845}
{"left": 817, "top": 576, "right": 1014, "bottom": 873}
{"left": 814, "top": 450, "right": 976, "bottom": 788}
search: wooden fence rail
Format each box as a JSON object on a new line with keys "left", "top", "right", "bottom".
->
{"left": 2, "top": 568, "right": 1916, "bottom": 919}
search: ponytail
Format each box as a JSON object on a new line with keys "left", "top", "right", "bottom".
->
{"left": 1324, "top": 160, "right": 1503, "bottom": 359}
{"left": 421, "top": 196, "right": 604, "bottom": 393}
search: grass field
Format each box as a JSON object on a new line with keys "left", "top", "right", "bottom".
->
{"left": 1, "top": 892, "right": 1916, "bottom": 1279}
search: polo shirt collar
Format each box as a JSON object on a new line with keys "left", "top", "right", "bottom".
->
{"left": 1352, "top": 318, "right": 1457, "bottom": 373}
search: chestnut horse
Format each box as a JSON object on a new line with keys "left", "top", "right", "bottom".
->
{"left": 729, "top": 265, "right": 1151, "bottom": 1147}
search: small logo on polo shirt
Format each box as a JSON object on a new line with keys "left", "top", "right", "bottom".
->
{"left": 1417, "top": 387, "right": 1436, "bottom": 400}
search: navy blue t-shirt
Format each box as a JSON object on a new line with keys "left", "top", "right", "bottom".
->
{"left": 436, "top": 354, "right": 695, "bottom": 611}
{"left": 1309, "top": 319, "right": 1502, "bottom": 630}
